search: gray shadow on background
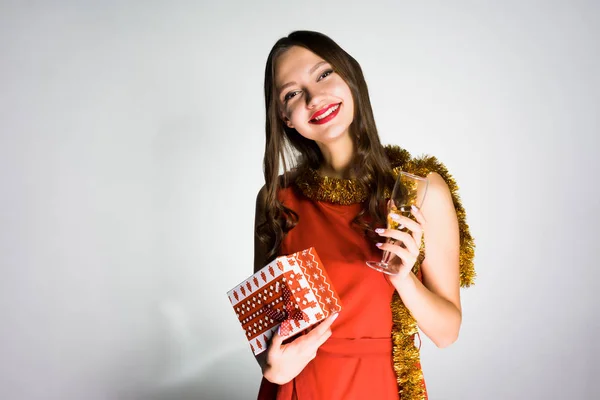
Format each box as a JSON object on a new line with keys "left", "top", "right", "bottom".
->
{"left": 146, "top": 348, "right": 262, "bottom": 400}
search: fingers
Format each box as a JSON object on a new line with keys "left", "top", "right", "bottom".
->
{"left": 377, "top": 241, "right": 418, "bottom": 267}
{"left": 315, "top": 326, "right": 333, "bottom": 347}
{"left": 307, "top": 313, "right": 337, "bottom": 349}
{"left": 275, "top": 312, "right": 338, "bottom": 344}
{"left": 267, "top": 313, "right": 337, "bottom": 373}
{"left": 311, "top": 312, "right": 339, "bottom": 336}
{"left": 375, "top": 229, "right": 419, "bottom": 254}
{"left": 378, "top": 205, "right": 426, "bottom": 249}
{"left": 410, "top": 205, "right": 427, "bottom": 226}
{"left": 301, "top": 313, "right": 338, "bottom": 347}
{"left": 407, "top": 205, "right": 426, "bottom": 245}
{"left": 270, "top": 327, "right": 284, "bottom": 349}
{"left": 389, "top": 213, "right": 423, "bottom": 236}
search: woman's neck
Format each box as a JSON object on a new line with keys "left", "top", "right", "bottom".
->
{"left": 316, "top": 134, "right": 355, "bottom": 179}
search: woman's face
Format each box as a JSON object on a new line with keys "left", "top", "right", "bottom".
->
{"left": 274, "top": 46, "right": 354, "bottom": 145}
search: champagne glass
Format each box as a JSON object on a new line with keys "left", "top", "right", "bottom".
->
{"left": 366, "top": 171, "right": 429, "bottom": 275}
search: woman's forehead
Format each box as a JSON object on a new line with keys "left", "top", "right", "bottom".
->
{"left": 275, "top": 46, "right": 326, "bottom": 85}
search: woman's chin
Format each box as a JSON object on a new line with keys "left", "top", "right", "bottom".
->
{"left": 296, "top": 121, "right": 352, "bottom": 146}
{"left": 319, "top": 127, "right": 352, "bottom": 145}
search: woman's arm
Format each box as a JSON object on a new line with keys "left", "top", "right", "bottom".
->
{"left": 388, "top": 172, "right": 462, "bottom": 348}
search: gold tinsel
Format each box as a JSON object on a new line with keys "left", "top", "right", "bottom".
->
{"left": 295, "top": 145, "right": 476, "bottom": 400}
{"left": 385, "top": 145, "right": 476, "bottom": 288}
{"left": 295, "top": 167, "right": 368, "bottom": 205}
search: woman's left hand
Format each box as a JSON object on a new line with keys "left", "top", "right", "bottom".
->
{"left": 375, "top": 205, "right": 427, "bottom": 283}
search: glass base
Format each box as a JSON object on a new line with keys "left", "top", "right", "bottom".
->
{"left": 365, "top": 261, "right": 399, "bottom": 275}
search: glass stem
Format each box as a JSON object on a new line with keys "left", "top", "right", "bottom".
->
{"left": 381, "top": 238, "right": 396, "bottom": 264}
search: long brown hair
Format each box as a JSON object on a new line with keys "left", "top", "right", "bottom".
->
{"left": 258, "top": 30, "right": 395, "bottom": 261}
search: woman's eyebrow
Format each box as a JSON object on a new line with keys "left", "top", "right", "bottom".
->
{"left": 277, "top": 61, "right": 328, "bottom": 95}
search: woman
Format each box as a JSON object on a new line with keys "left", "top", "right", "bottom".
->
{"left": 253, "top": 30, "right": 475, "bottom": 400}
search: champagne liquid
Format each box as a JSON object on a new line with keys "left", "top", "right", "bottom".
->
{"left": 381, "top": 205, "right": 412, "bottom": 265}
{"left": 366, "top": 172, "right": 427, "bottom": 274}
{"left": 387, "top": 205, "right": 411, "bottom": 231}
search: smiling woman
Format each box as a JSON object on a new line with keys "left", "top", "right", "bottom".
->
{"left": 275, "top": 46, "right": 354, "bottom": 147}
{"left": 252, "top": 30, "right": 475, "bottom": 400}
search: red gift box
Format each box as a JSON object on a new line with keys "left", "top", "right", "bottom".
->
{"left": 227, "top": 247, "right": 342, "bottom": 355}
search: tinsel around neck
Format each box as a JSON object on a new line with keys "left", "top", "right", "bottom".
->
{"left": 294, "top": 145, "right": 409, "bottom": 205}
{"left": 294, "top": 167, "right": 368, "bottom": 205}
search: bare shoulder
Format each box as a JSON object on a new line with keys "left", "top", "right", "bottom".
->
{"left": 422, "top": 172, "right": 454, "bottom": 213}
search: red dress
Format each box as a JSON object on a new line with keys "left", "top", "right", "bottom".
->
{"left": 257, "top": 183, "right": 407, "bottom": 400}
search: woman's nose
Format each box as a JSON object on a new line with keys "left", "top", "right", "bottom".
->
{"left": 306, "top": 89, "right": 324, "bottom": 109}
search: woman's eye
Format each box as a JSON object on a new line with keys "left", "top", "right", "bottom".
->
{"left": 284, "top": 90, "right": 301, "bottom": 102}
{"left": 318, "top": 69, "right": 334, "bottom": 80}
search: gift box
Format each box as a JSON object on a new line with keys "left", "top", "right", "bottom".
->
{"left": 227, "top": 247, "right": 342, "bottom": 355}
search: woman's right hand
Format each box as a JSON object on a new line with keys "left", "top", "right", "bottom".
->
{"left": 262, "top": 313, "right": 339, "bottom": 385}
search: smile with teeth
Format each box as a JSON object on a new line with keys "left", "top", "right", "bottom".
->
{"left": 311, "top": 104, "right": 340, "bottom": 122}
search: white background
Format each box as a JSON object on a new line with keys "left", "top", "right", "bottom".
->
{"left": 1, "top": 1, "right": 598, "bottom": 399}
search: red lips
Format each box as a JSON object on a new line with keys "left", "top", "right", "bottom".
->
{"left": 310, "top": 103, "right": 340, "bottom": 121}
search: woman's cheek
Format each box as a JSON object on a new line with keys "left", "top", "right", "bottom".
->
{"left": 289, "top": 106, "right": 304, "bottom": 124}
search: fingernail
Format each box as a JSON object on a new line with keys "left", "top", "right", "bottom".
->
{"left": 411, "top": 205, "right": 418, "bottom": 211}
{"left": 376, "top": 243, "right": 383, "bottom": 247}
{"left": 375, "top": 228, "right": 384, "bottom": 234}
{"left": 331, "top": 313, "right": 339, "bottom": 321}
{"left": 390, "top": 213, "right": 401, "bottom": 221}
